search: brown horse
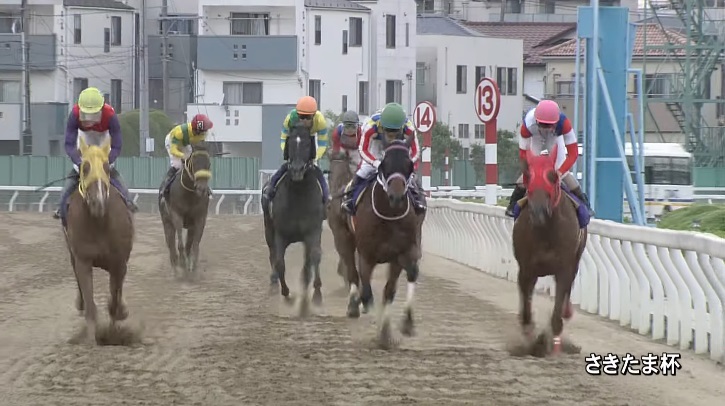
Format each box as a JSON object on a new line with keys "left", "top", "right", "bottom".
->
{"left": 64, "top": 136, "right": 134, "bottom": 344}
{"left": 159, "top": 142, "right": 212, "bottom": 276}
{"left": 512, "top": 145, "right": 587, "bottom": 355}
{"left": 326, "top": 147, "right": 358, "bottom": 286}
{"left": 338, "top": 139, "right": 425, "bottom": 348}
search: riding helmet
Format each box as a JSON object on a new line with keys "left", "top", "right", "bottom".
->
{"left": 296, "top": 96, "right": 318, "bottom": 115}
{"left": 341, "top": 110, "right": 359, "bottom": 124}
{"left": 534, "top": 100, "right": 560, "bottom": 125}
{"left": 78, "top": 87, "right": 105, "bottom": 115}
{"left": 192, "top": 114, "right": 213, "bottom": 132}
{"left": 380, "top": 103, "right": 407, "bottom": 130}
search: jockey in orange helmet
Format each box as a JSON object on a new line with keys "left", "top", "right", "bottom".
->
{"left": 261, "top": 95, "right": 330, "bottom": 213}
{"left": 505, "top": 99, "right": 594, "bottom": 217}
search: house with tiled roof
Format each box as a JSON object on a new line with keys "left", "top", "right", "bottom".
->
{"left": 462, "top": 21, "right": 576, "bottom": 108}
{"left": 538, "top": 23, "right": 723, "bottom": 143}
{"left": 416, "top": 14, "right": 523, "bottom": 156}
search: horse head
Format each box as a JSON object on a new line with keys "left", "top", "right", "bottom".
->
{"left": 78, "top": 135, "right": 111, "bottom": 218}
{"left": 523, "top": 145, "right": 562, "bottom": 226}
{"left": 184, "top": 141, "right": 212, "bottom": 196}
{"left": 378, "top": 139, "right": 414, "bottom": 209}
{"left": 288, "top": 122, "right": 314, "bottom": 182}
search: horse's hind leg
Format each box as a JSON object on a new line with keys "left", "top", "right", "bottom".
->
{"left": 400, "top": 261, "right": 420, "bottom": 337}
{"left": 517, "top": 269, "right": 537, "bottom": 340}
{"left": 307, "top": 231, "right": 323, "bottom": 307}
{"left": 377, "top": 262, "right": 404, "bottom": 349}
{"left": 108, "top": 262, "right": 129, "bottom": 322}
{"left": 162, "top": 215, "right": 179, "bottom": 273}
{"left": 75, "top": 260, "right": 97, "bottom": 344}
{"left": 551, "top": 273, "right": 575, "bottom": 355}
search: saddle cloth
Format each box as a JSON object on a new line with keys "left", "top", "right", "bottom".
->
{"left": 512, "top": 185, "right": 591, "bottom": 228}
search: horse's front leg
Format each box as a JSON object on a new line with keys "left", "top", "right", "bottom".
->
{"left": 517, "top": 268, "right": 537, "bottom": 341}
{"left": 551, "top": 272, "right": 575, "bottom": 355}
{"left": 306, "top": 230, "right": 323, "bottom": 307}
{"left": 298, "top": 233, "right": 322, "bottom": 317}
{"left": 108, "top": 262, "right": 129, "bottom": 322}
{"left": 273, "top": 235, "right": 291, "bottom": 300}
{"left": 377, "top": 262, "right": 404, "bottom": 349}
{"left": 75, "top": 259, "right": 97, "bottom": 344}
{"left": 161, "top": 214, "right": 178, "bottom": 273}
{"left": 400, "top": 260, "right": 420, "bottom": 337}
{"left": 358, "top": 254, "right": 375, "bottom": 314}
{"left": 189, "top": 216, "right": 208, "bottom": 273}
{"left": 69, "top": 252, "right": 84, "bottom": 313}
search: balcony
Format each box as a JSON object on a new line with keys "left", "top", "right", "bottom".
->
{"left": 196, "top": 36, "right": 297, "bottom": 72}
{"left": 0, "top": 34, "right": 56, "bottom": 71}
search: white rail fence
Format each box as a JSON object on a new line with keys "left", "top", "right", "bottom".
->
{"left": 423, "top": 199, "right": 725, "bottom": 362}
{"left": 3, "top": 185, "right": 725, "bottom": 362}
{"left": 0, "top": 186, "right": 263, "bottom": 215}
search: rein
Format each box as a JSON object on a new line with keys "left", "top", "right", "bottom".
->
{"left": 370, "top": 142, "right": 414, "bottom": 221}
{"left": 180, "top": 150, "right": 211, "bottom": 192}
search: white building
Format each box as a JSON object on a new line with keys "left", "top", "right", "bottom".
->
{"left": 185, "top": 0, "right": 418, "bottom": 167}
{"left": 416, "top": 14, "right": 523, "bottom": 156}
{"left": 0, "top": 0, "right": 135, "bottom": 155}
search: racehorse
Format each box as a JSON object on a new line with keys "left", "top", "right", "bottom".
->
{"left": 511, "top": 145, "right": 588, "bottom": 355}
{"left": 159, "top": 141, "right": 212, "bottom": 276}
{"left": 63, "top": 136, "right": 134, "bottom": 344}
{"left": 262, "top": 121, "right": 325, "bottom": 316}
{"left": 339, "top": 139, "right": 425, "bottom": 349}
{"left": 326, "top": 147, "right": 359, "bottom": 286}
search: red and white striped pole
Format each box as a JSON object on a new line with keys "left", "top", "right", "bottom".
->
{"left": 474, "top": 78, "right": 501, "bottom": 205}
{"left": 413, "top": 101, "right": 436, "bottom": 197}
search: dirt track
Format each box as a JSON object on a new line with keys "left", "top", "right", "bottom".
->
{"left": 1, "top": 212, "right": 724, "bottom": 405}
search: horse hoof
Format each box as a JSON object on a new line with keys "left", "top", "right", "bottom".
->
{"left": 347, "top": 302, "right": 360, "bottom": 319}
{"left": 281, "top": 286, "right": 290, "bottom": 298}
{"left": 551, "top": 336, "right": 563, "bottom": 356}
{"left": 268, "top": 283, "right": 278, "bottom": 296}
{"left": 400, "top": 311, "right": 415, "bottom": 337}
{"left": 361, "top": 300, "right": 373, "bottom": 314}
{"left": 312, "top": 290, "right": 323, "bottom": 306}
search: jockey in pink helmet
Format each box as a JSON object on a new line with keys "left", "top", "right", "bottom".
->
{"left": 505, "top": 99, "right": 594, "bottom": 217}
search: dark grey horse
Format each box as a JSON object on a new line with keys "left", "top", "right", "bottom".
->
{"left": 159, "top": 142, "right": 212, "bottom": 277}
{"left": 262, "top": 122, "right": 325, "bottom": 316}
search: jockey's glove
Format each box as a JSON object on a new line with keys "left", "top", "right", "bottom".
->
{"left": 373, "top": 160, "right": 381, "bottom": 169}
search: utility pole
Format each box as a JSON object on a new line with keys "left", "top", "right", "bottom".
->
{"left": 20, "top": 0, "right": 32, "bottom": 155}
{"left": 139, "top": 0, "right": 150, "bottom": 156}
{"left": 161, "top": 0, "right": 169, "bottom": 116}
{"left": 499, "top": 0, "right": 506, "bottom": 22}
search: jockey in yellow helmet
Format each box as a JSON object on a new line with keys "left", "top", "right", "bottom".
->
{"left": 53, "top": 87, "right": 136, "bottom": 219}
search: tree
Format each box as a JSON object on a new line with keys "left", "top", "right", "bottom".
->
{"left": 430, "top": 122, "right": 461, "bottom": 169}
{"left": 469, "top": 129, "right": 520, "bottom": 184}
{"left": 117, "top": 109, "right": 175, "bottom": 157}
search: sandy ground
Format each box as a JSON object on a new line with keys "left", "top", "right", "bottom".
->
{"left": 0, "top": 212, "right": 724, "bottom": 406}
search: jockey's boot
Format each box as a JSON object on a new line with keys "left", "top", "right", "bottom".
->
{"left": 160, "top": 167, "right": 176, "bottom": 196}
{"left": 410, "top": 186, "right": 427, "bottom": 214}
{"left": 341, "top": 175, "right": 364, "bottom": 214}
{"left": 571, "top": 187, "right": 595, "bottom": 217}
{"left": 505, "top": 185, "right": 527, "bottom": 217}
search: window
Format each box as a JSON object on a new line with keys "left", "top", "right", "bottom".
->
{"left": 644, "top": 73, "right": 674, "bottom": 96}
{"left": 110, "top": 79, "right": 122, "bottom": 112}
{"left": 636, "top": 157, "right": 692, "bottom": 185}
{"left": 506, "top": 0, "right": 524, "bottom": 13}
{"left": 475, "top": 66, "right": 486, "bottom": 86}
{"left": 73, "top": 78, "right": 88, "bottom": 102}
{"left": 342, "top": 30, "right": 348, "bottom": 54}
{"left": 416, "top": 0, "right": 434, "bottom": 13}
{"left": 358, "top": 81, "right": 369, "bottom": 115}
{"left": 507, "top": 67, "right": 517, "bottom": 95}
{"left": 349, "top": 17, "right": 362, "bottom": 47}
{"left": 342, "top": 95, "right": 348, "bottom": 113}
{"left": 416, "top": 62, "right": 426, "bottom": 85}
{"left": 458, "top": 124, "right": 469, "bottom": 139}
{"left": 230, "top": 13, "right": 269, "bottom": 35}
{"left": 462, "top": 147, "right": 469, "bottom": 160}
{"left": 104, "top": 28, "right": 110, "bottom": 53}
{"left": 309, "top": 79, "right": 321, "bottom": 109}
{"left": 555, "top": 77, "right": 583, "bottom": 96}
{"left": 474, "top": 124, "right": 484, "bottom": 139}
{"left": 160, "top": 15, "right": 196, "bottom": 35}
{"left": 111, "top": 16, "right": 121, "bottom": 46}
{"left": 456, "top": 65, "right": 467, "bottom": 94}
{"left": 222, "top": 81, "right": 263, "bottom": 104}
{"left": 385, "top": 80, "right": 402, "bottom": 104}
{"left": 405, "top": 23, "right": 409, "bottom": 47}
{"left": 73, "top": 14, "right": 81, "bottom": 44}
{"left": 539, "top": 0, "right": 555, "bottom": 14}
{"left": 314, "top": 15, "right": 321, "bottom": 45}
{"left": 386, "top": 15, "right": 396, "bottom": 48}
{"left": 496, "top": 67, "right": 507, "bottom": 95}
{"left": 0, "top": 80, "right": 21, "bottom": 102}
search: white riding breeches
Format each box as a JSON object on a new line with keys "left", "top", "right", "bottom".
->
{"left": 356, "top": 159, "right": 377, "bottom": 179}
{"left": 165, "top": 133, "right": 192, "bottom": 169}
{"left": 517, "top": 170, "right": 580, "bottom": 190}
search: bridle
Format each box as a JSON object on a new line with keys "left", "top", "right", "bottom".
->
{"left": 181, "top": 150, "right": 211, "bottom": 192}
{"left": 372, "top": 143, "right": 414, "bottom": 221}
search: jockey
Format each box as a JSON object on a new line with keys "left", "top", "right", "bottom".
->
{"left": 505, "top": 99, "right": 594, "bottom": 217}
{"left": 261, "top": 95, "right": 330, "bottom": 206}
{"left": 53, "top": 87, "right": 136, "bottom": 219}
{"left": 330, "top": 110, "right": 362, "bottom": 158}
{"left": 341, "top": 102, "right": 425, "bottom": 214}
{"left": 160, "top": 113, "right": 213, "bottom": 195}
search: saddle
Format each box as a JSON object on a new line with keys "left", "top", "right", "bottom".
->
{"left": 60, "top": 182, "right": 129, "bottom": 228}
{"left": 266, "top": 171, "right": 324, "bottom": 220}
{"left": 512, "top": 186, "right": 591, "bottom": 228}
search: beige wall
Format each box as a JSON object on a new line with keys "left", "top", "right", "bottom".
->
{"left": 541, "top": 57, "right": 723, "bottom": 141}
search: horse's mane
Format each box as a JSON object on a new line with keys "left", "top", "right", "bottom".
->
{"left": 290, "top": 121, "right": 312, "bottom": 139}
{"left": 192, "top": 140, "right": 210, "bottom": 151}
